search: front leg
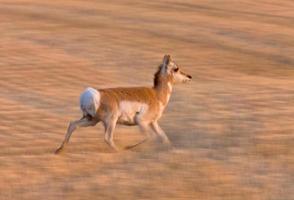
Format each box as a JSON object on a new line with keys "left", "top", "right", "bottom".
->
{"left": 125, "top": 115, "right": 154, "bottom": 149}
{"left": 151, "top": 121, "right": 171, "bottom": 144}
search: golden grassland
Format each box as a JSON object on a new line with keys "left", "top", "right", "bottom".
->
{"left": 0, "top": 0, "right": 293, "bottom": 199}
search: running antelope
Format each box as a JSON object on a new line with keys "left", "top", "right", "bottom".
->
{"left": 55, "top": 55, "right": 192, "bottom": 153}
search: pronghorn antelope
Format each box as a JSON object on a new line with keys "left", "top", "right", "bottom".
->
{"left": 55, "top": 55, "right": 192, "bottom": 153}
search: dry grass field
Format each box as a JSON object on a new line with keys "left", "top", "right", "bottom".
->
{"left": 0, "top": 0, "right": 293, "bottom": 199}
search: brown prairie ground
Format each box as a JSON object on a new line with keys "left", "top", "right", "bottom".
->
{"left": 0, "top": 0, "right": 293, "bottom": 199}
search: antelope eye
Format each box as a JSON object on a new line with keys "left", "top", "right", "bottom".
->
{"left": 173, "top": 68, "right": 179, "bottom": 72}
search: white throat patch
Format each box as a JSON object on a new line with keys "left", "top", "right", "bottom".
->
{"left": 167, "top": 82, "right": 172, "bottom": 92}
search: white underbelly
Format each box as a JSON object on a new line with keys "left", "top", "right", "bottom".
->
{"left": 117, "top": 101, "right": 149, "bottom": 125}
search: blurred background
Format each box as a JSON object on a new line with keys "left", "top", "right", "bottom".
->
{"left": 0, "top": 0, "right": 293, "bottom": 199}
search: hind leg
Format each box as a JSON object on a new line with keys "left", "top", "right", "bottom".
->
{"left": 103, "top": 116, "right": 119, "bottom": 151}
{"left": 55, "top": 117, "right": 98, "bottom": 154}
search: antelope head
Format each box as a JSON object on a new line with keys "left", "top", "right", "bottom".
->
{"left": 161, "top": 55, "right": 192, "bottom": 84}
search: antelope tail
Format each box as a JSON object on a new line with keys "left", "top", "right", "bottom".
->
{"left": 80, "top": 87, "right": 101, "bottom": 118}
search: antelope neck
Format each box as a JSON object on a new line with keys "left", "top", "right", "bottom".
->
{"left": 154, "top": 77, "right": 173, "bottom": 106}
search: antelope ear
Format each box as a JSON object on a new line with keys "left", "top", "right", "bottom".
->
{"left": 161, "top": 55, "right": 170, "bottom": 73}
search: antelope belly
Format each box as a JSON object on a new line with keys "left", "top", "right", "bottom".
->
{"left": 118, "top": 101, "right": 148, "bottom": 125}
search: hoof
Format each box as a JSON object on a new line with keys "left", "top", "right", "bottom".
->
{"left": 55, "top": 147, "right": 63, "bottom": 154}
{"left": 125, "top": 138, "right": 148, "bottom": 150}
{"left": 163, "top": 139, "right": 171, "bottom": 145}
{"left": 125, "top": 145, "right": 136, "bottom": 150}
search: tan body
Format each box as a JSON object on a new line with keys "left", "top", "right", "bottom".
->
{"left": 55, "top": 55, "right": 192, "bottom": 153}
{"left": 98, "top": 86, "right": 170, "bottom": 125}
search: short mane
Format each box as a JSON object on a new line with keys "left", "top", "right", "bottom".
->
{"left": 153, "top": 65, "right": 162, "bottom": 88}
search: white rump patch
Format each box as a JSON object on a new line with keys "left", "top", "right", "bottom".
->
{"left": 118, "top": 101, "right": 149, "bottom": 125}
{"left": 80, "top": 87, "right": 101, "bottom": 117}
